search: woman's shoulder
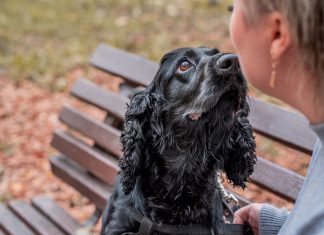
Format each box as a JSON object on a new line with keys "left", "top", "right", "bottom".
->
{"left": 310, "top": 122, "right": 324, "bottom": 147}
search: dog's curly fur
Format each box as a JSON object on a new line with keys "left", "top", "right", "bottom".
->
{"left": 101, "top": 47, "right": 256, "bottom": 235}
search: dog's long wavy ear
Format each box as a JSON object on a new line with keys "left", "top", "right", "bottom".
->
{"left": 224, "top": 101, "right": 257, "bottom": 188}
{"left": 119, "top": 86, "right": 162, "bottom": 195}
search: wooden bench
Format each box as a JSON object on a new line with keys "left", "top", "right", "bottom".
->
{"left": 0, "top": 196, "right": 81, "bottom": 235}
{"left": 52, "top": 43, "right": 317, "bottom": 223}
{"left": 1, "top": 43, "right": 316, "bottom": 234}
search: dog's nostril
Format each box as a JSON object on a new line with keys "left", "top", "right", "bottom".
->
{"left": 217, "top": 59, "right": 232, "bottom": 70}
{"left": 216, "top": 54, "right": 239, "bottom": 72}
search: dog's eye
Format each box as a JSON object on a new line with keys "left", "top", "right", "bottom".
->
{"left": 178, "top": 61, "right": 192, "bottom": 72}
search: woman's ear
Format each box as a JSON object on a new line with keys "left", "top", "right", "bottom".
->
{"left": 224, "top": 106, "right": 257, "bottom": 188}
{"left": 269, "top": 11, "right": 292, "bottom": 61}
{"left": 119, "top": 90, "right": 162, "bottom": 195}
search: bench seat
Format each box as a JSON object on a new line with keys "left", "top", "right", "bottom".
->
{"left": 0, "top": 196, "right": 81, "bottom": 235}
{"left": 46, "top": 44, "right": 317, "bottom": 230}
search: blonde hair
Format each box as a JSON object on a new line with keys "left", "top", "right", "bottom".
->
{"left": 245, "top": 0, "right": 324, "bottom": 100}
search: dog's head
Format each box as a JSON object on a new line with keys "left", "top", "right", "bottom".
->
{"left": 154, "top": 47, "right": 247, "bottom": 126}
{"left": 120, "top": 47, "right": 256, "bottom": 194}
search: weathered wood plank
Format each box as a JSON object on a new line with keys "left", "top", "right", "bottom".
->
{"left": 0, "top": 204, "right": 35, "bottom": 235}
{"left": 59, "top": 106, "right": 122, "bottom": 157}
{"left": 50, "top": 156, "right": 248, "bottom": 214}
{"left": 8, "top": 201, "right": 65, "bottom": 235}
{"left": 51, "top": 130, "right": 119, "bottom": 186}
{"left": 71, "top": 78, "right": 127, "bottom": 120}
{"left": 249, "top": 98, "right": 316, "bottom": 154}
{"left": 50, "top": 156, "right": 111, "bottom": 210}
{"left": 55, "top": 106, "right": 305, "bottom": 201}
{"left": 251, "top": 157, "right": 304, "bottom": 201}
{"left": 90, "top": 43, "right": 158, "bottom": 87}
{"left": 32, "top": 196, "right": 81, "bottom": 235}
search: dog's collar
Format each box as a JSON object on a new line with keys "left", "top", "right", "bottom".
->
{"left": 129, "top": 207, "right": 250, "bottom": 235}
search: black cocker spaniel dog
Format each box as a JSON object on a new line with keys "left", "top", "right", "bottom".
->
{"left": 101, "top": 47, "right": 256, "bottom": 235}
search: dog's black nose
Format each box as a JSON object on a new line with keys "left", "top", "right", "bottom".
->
{"left": 216, "top": 54, "right": 240, "bottom": 73}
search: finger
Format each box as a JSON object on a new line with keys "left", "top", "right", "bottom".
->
{"left": 233, "top": 213, "right": 244, "bottom": 224}
{"left": 233, "top": 206, "right": 251, "bottom": 224}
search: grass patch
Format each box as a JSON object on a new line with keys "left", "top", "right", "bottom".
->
{"left": 0, "top": 0, "right": 232, "bottom": 91}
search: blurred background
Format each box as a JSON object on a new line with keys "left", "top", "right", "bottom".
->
{"left": 0, "top": 0, "right": 310, "bottom": 232}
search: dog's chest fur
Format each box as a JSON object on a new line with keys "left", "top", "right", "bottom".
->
{"left": 138, "top": 133, "right": 225, "bottom": 225}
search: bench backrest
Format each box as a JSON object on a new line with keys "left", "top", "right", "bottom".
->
{"left": 51, "top": 44, "right": 317, "bottom": 211}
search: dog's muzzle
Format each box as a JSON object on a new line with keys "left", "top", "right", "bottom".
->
{"left": 187, "top": 53, "right": 243, "bottom": 121}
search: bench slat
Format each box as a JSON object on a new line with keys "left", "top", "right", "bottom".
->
{"left": 59, "top": 106, "right": 122, "bottom": 157}
{"left": 71, "top": 78, "right": 127, "bottom": 121}
{"left": 89, "top": 44, "right": 316, "bottom": 153}
{"left": 90, "top": 44, "right": 158, "bottom": 87}
{"left": 249, "top": 99, "right": 316, "bottom": 153}
{"left": 8, "top": 201, "right": 65, "bottom": 235}
{"left": 0, "top": 204, "right": 35, "bottom": 235}
{"left": 31, "top": 196, "right": 81, "bottom": 235}
{"left": 50, "top": 156, "right": 111, "bottom": 210}
{"left": 251, "top": 157, "right": 304, "bottom": 201}
{"left": 71, "top": 78, "right": 316, "bottom": 154}
{"left": 51, "top": 130, "right": 119, "bottom": 186}
{"left": 51, "top": 156, "right": 250, "bottom": 213}
{"left": 56, "top": 107, "right": 304, "bottom": 201}
{"left": 50, "top": 134, "right": 301, "bottom": 202}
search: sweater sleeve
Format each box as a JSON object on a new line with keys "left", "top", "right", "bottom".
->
{"left": 259, "top": 204, "right": 289, "bottom": 235}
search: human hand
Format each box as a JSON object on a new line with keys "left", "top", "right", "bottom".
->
{"left": 233, "top": 203, "right": 263, "bottom": 235}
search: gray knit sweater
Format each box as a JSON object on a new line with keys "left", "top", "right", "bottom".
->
{"left": 259, "top": 123, "right": 324, "bottom": 235}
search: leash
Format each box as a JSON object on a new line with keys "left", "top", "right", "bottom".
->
{"left": 128, "top": 208, "right": 252, "bottom": 235}
{"left": 218, "top": 178, "right": 240, "bottom": 223}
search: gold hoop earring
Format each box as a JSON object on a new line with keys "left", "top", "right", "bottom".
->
{"left": 270, "top": 61, "right": 277, "bottom": 88}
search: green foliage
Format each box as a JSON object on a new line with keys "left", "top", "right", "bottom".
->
{"left": 0, "top": 0, "right": 232, "bottom": 91}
